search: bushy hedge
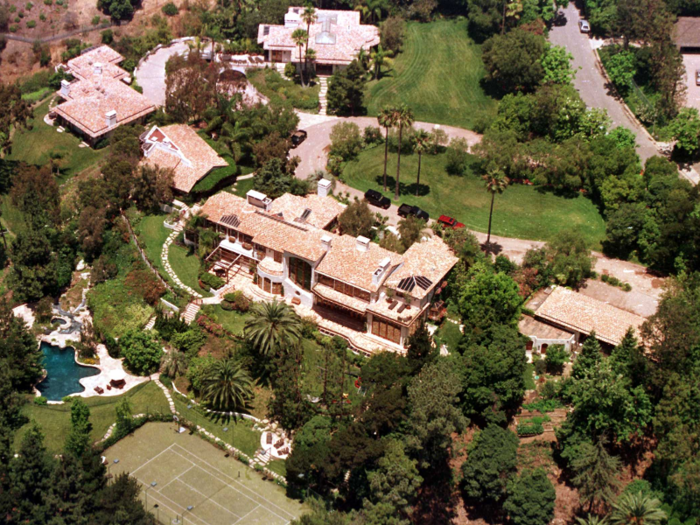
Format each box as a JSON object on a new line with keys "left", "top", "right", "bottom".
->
{"left": 190, "top": 165, "right": 238, "bottom": 195}
{"left": 199, "top": 272, "right": 225, "bottom": 291}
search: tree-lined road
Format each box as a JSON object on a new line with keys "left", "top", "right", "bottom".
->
{"left": 549, "top": 3, "right": 661, "bottom": 161}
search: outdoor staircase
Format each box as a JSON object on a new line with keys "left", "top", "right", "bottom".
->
{"left": 254, "top": 448, "right": 273, "bottom": 466}
{"left": 275, "top": 62, "right": 286, "bottom": 74}
{"left": 144, "top": 316, "right": 156, "bottom": 330}
{"left": 318, "top": 76, "right": 328, "bottom": 115}
{"left": 182, "top": 302, "right": 201, "bottom": 325}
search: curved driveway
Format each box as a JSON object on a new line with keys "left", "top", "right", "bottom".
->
{"left": 549, "top": 4, "right": 660, "bottom": 161}
{"left": 135, "top": 41, "right": 191, "bottom": 107}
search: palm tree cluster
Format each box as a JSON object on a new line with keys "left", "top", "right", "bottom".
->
{"left": 291, "top": 6, "right": 317, "bottom": 88}
{"left": 377, "top": 104, "right": 415, "bottom": 200}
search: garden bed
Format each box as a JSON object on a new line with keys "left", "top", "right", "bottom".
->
{"left": 247, "top": 68, "right": 320, "bottom": 111}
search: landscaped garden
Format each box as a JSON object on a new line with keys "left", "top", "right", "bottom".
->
{"left": 15, "top": 381, "right": 170, "bottom": 455}
{"left": 247, "top": 68, "right": 320, "bottom": 111}
{"left": 7, "top": 99, "right": 109, "bottom": 183}
{"left": 341, "top": 146, "right": 607, "bottom": 247}
{"left": 169, "top": 243, "right": 213, "bottom": 297}
{"left": 364, "top": 19, "right": 497, "bottom": 130}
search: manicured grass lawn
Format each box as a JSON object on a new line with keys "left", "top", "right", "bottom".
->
{"left": 523, "top": 363, "right": 536, "bottom": 390}
{"left": 0, "top": 198, "right": 27, "bottom": 239}
{"left": 342, "top": 147, "right": 607, "bottom": 247}
{"left": 204, "top": 304, "right": 252, "bottom": 335}
{"left": 365, "top": 19, "right": 497, "bottom": 130}
{"left": 172, "top": 394, "right": 261, "bottom": 458}
{"left": 248, "top": 68, "right": 320, "bottom": 112}
{"left": 168, "top": 243, "right": 212, "bottom": 297}
{"left": 229, "top": 177, "right": 256, "bottom": 197}
{"left": 8, "top": 99, "right": 108, "bottom": 182}
{"left": 268, "top": 459, "right": 287, "bottom": 477}
{"left": 134, "top": 212, "right": 173, "bottom": 285}
{"left": 15, "top": 381, "right": 170, "bottom": 455}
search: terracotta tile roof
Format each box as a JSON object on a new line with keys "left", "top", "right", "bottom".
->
{"left": 268, "top": 193, "right": 344, "bottom": 230}
{"left": 258, "top": 8, "right": 380, "bottom": 65}
{"left": 385, "top": 237, "right": 459, "bottom": 300}
{"left": 313, "top": 283, "right": 368, "bottom": 313}
{"left": 140, "top": 125, "right": 228, "bottom": 193}
{"left": 315, "top": 235, "right": 401, "bottom": 292}
{"left": 519, "top": 315, "right": 575, "bottom": 341}
{"left": 200, "top": 192, "right": 333, "bottom": 262}
{"left": 534, "top": 286, "right": 645, "bottom": 346}
{"left": 674, "top": 17, "right": 700, "bottom": 48}
{"left": 54, "top": 46, "right": 155, "bottom": 139}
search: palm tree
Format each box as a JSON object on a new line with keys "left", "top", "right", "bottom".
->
{"left": 609, "top": 492, "right": 666, "bottom": 525}
{"left": 301, "top": 6, "right": 317, "bottom": 85}
{"left": 244, "top": 299, "right": 303, "bottom": 356}
{"left": 161, "top": 351, "right": 188, "bottom": 379}
{"left": 393, "top": 104, "right": 415, "bottom": 201}
{"left": 483, "top": 168, "right": 509, "bottom": 245}
{"left": 412, "top": 129, "right": 430, "bottom": 196}
{"left": 378, "top": 107, "right": 395, "bottom": 192}
{"left": 291, "top": 29, "right": 308, "bottom": 87}
{"left": 201, "top": 358, "right": 253, "bottom": 411}
{"left": 305, "top": 47, "right": 317, "bottom": 85}
{"left": 370, "top": 45, "right": 391, "bottom": 79}
{"left": 576, "top": 516, "right": 608, "bottom": 525}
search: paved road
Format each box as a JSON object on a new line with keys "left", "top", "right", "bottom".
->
{"left": 549, "top": 4, "right": 660, "bottom": 161}
{"left": 294, "top": 112, "right": 483, "bottom": 179}
{"left": 134, "top": 42, "right": 191, "bottom": 107}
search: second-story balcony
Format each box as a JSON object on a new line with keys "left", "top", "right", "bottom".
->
{"left": 258, "top": 256, "right": 284, "bottom": 277}
{"left": 219, "top": 237, "right": 260, "bottom": 261}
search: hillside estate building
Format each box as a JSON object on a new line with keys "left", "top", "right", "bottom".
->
{"left": 199, "top": 182, "right": 457, "bottom": 354}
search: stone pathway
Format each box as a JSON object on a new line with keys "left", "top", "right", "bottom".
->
{"left": 318, "top": 76, "right": 328, "bottom": 115}
{"left": 181, "top": 302, "right": 201, "bottom": 324}
{"left": 161, "top": 225, "right": 203, "bottom": 299}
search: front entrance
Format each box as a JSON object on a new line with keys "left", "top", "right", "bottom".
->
{"left": 315, "top": 64, "right": 333, "bottom": 76}
{"left": 371, "top": 318, "right": 402, "bottom": 345}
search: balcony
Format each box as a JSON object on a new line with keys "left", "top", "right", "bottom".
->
{"left": 258, "top": 256, "right": 284, "bottom": 278}
{"left": 219, "top": 238, "right": 259, "bottom": 261}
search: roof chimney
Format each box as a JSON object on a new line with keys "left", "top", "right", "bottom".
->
{"left": 356, "top": 236, "right": 370, "bottom": 253}
{"left": 372, "top": 257, "right": 392, "bottom": 286}
{"left": 246, "top": 189, "right": 272, "bottom": 211}
{"left": 94, "top": 62, "right": 103, "bottom": 75}
{"left": 321, "top": 234, "right": 332, "bottom": 251}
{"left": 105, "top": 110, "right": 117, "bottom": 128}
{"left": 317, "top": 178, "right": 332, "bottom": 198}
{"left": 60, "top": 79, "right": 71, "bottom": 98}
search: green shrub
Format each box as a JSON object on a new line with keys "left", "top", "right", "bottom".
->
{"left": 9, "top": 4, "right": 16, "bottom": 11}
{"left": 621, "top": 282, "right": 632, "bottom": 292}
{"left": 161, "top": 2, "right": 178, "bottom": 16}
{"left": 363, "top": 125, "right": 382, "bottom": 145}
{"left": 39, "top": 13, "right": 45, "bottom": 20}
{"left": 34, "top": 396, "right": 48, "bottom": 405}
{"left": 247, "top": 68, "right": 320, "bottom": 111}
{"left": 26, "top": 19, "right": 36, "bottom": 27}
{"left": 92, "top": 14, "right": 100, "bottom": 24}
{"left": 190, "top": 165, "right": 237, "bottom": 194}
{"left": 26, "top": 2, "right": 34, "bottom": 9}
{"left": 120, "top": 330, "right": 163, "bottom": 375}
{"left": 55, "top": 0, "right": 63, "bottom": 5}
{"left": 517, "top": 420, "right": 544, "bottom": 436}
{"left": 9, "top": 24, "right": 18, "bottom": 32}
{"left": 43, "top": 0, "right": 51, "bottom": 4}
{"left": 544, "top": 345, "right": 567, "bottom": 375}
{"left": 284, "top": 62, "right": 296, "bottom": 79}
{"left": 523, "top": 399, "right": 563, "bottom": 413}
{"left": 101, "top": 28, "right": 113, "bottom": 44}
{"left": 223, "top": 290, "right": 250, "bottom": 312}
{"left": 61, "top": 396, "right": 74, "bottom": 403}
{"left": 198, "top": 272, "right": 225, "bottom": 291}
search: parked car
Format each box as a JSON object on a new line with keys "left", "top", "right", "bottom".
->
{"left": 578, "top": 19, "right": 590, "bottom": 33}
{"left": 291, "top": 130, "right": 307, "bottom": 147}
{"left": 364, "top": 189, "right": 391, "bottom": 209}
{"left": 696, "top": 69, "right": 700, "bottom": 86}
{"left": 398, "top": 204, "right": 429, "bottom": 221}
{"left": 438, "top": 215, "right": 465, "bottom": 229}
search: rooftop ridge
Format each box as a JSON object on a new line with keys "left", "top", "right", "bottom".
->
{"left": 254, "top": 210, "right": 310, "bottom": 232}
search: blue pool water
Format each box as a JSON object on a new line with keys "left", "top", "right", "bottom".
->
{"left": 36, "top": 342, "right": 99, "bottom": 401}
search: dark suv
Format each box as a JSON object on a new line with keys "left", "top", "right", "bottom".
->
{"left": 291, "top": 130, "right": 307, "bottom": 148}
{"left": 398, "top": 204, "right": 429, "bottom": 221}
{"left": 364, "top": 189, "right": 391, "bottom": 209}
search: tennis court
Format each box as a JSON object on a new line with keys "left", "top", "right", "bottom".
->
{"left": 103, "top": 423, "right": 305, "bottom": 525}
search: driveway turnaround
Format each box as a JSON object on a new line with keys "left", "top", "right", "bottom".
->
{"left": 549, "top": 3, "right": 660, "bottom": 162}
{"left": 134, "top": 41, "right": 190, "bottom": 107}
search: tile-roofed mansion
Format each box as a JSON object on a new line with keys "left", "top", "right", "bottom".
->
{"left": 53, "top": 46, "right": 155, "bottom": 144}
{"left": 139, "top": 125, "right": 229, "bottom": 194}
{"left": 257, "top": 7, "right": 380, "bottom": 75}
{"left": 199, "top": 181, "right": 458, "bottom": 354}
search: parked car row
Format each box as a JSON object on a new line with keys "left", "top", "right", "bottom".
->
{"left": 363, "top": 190, "right": 464, "bottom": 229}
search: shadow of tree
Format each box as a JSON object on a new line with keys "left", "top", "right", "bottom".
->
{"left": 372, "top": 175, "right": 431, "bottom": 198}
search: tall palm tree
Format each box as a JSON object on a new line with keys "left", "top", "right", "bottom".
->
{"left": 305, "top": 47, "right": 317, "bottom": 85}
{"left": 244, "top": 299, "right": 302, "bottom": 356}
{"left": 393, "top": 105, "right": 414, "bottom": 201}
{"left": 301, "top": 6, "right": 317, "bottom": 85}
{"left": 576, "top": 516, "right": 608, "bottom": 525}
{"left": 412, "top": 129, "right": 430, "bottom": 196}
{"left": 201, "top": 358, "right": 253, "bottom": 411}
{"left": 483, "top": 168, "right": 509, "bottom": 245}
{"left": 291, "top": 29, "right": 308, "bottom": 87}
{"left": 370, "top": 45, "right": 391, "bottom": 79}
{"left": 378, "top": 107, "right": 395, "bottom": 192}
{"left": 609, "top": 492, "right": 666, "bottom": 525}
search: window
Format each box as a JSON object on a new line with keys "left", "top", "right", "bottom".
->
{"left": 274, "top": 250, "right": 283, "bottom": 263}
{"left": 317, "top": 274, "right": 369, "bottom": 302}
{"left": 289, "top": 257, "right": 312, "bottom": 291}
{"left": 372, "top": 319, "right": 401, "bottom": 344}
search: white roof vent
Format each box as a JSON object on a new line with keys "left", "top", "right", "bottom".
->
{"left": 321, "top": 234, "right": 332, "bottom": 251}
{"left": 246, "top": 190, "right": 272, "bottom": 211}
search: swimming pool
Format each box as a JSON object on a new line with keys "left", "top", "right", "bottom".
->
{"left": 36, "top": 342, "right": 99, "bottom": 401}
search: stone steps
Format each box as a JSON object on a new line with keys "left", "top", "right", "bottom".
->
{"left": 182, "top": 302, "right": 201, "bottom": 324}
{"left": 318, "top": 77, "right": 328, "bottom": 115}
{"left": 144, "top": 316, "right": 156, "bottom": 330}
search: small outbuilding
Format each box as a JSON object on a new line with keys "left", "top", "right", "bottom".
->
{"left": 674, "top": 17, "right": 700, "bottom": 52}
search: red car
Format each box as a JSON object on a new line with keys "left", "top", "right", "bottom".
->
{"left": 438, "top": 215, "right": 465, "bottom": 229}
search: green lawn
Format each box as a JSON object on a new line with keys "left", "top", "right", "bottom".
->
{"left": 202, "top": 305, "right": 252, "bottom": 335}
{"left": 133, "top": 212, "right": 173, "bottom": 285}
{"left": 229, "top": 177, "right": 256, "bottom": 197}
{"left": 15, "top": 381, "right": 170, "bottom": 454}
{"left": 168, "top": 243, "right": 212, "bottom": 297}
{"left": 342, "top": 147, "right": 607, "bottom": 247}
{"left": 172, "top": 394, "right": 261, "bottom": 458}
{"left": 248, "top": 68, "right": 320, "bottom": 112}
{"left": 365, "top": 19, "right": 497, "bottom": 130}
{"left": 523, "top": 363, "right": 536, "bottom": 391}
{"left": 8, "top": 99, "right": 108, "bottom": 182}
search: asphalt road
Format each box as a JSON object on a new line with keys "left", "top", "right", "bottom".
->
{"left": 549, "top": 4, "right": 660, "bottom": 162}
